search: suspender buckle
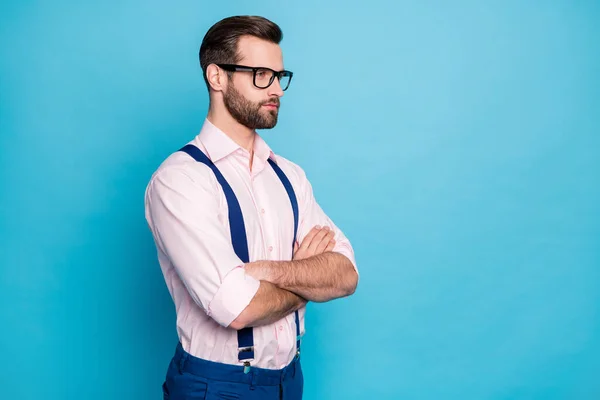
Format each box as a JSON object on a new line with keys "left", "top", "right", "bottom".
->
{"left": 239, "top": 346, "right": 254, "bottom": 374}
{"left": 238, "top": 346, "right": 254, "bottom": 357}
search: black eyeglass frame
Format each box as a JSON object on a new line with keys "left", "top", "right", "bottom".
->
{"left": 216, "top": 64, "right": 293, "bottom": 91}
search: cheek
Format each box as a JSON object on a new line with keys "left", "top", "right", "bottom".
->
{"left": 246, "top": 92, "right": 269, "bottom": 107}
{"left": 231, "top": 78, "right": 268, "bottom": 106}
{"left": 236, "top": 83, "right": 261, "bottom": 100}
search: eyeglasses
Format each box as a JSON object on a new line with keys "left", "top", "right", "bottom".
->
{"left": 216, "top": 64, "right": 293, "bottom": 91}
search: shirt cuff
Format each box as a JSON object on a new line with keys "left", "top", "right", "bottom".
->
{"left": 207, "top": 266, "right": 260, "bottom": 327}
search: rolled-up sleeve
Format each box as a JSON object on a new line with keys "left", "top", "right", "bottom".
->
{"left": 291, "top": 164, "right": 359, "bottom": 277}
{"left": 145, "top": 165, "right": 260, "bottom": 328}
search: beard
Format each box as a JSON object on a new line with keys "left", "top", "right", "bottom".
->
{"left": 223, "top": 83, "right": 280, "bottom": 130}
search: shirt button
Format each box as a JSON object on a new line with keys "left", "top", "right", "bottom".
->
{"left": 268, "top": 246, "right": 273, "bottom": 252}
{"left": 261, "top": 208, "right": 265, "bottom": 214}
{"left": 279, "top": 325, "right": 283, "bottom": 331}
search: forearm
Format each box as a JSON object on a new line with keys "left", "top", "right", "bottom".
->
{"left": 229, "top": 281, "right": 306, "bottom": 330}
{"left": 254, "top": 252, "right": 358, "bottom": 303}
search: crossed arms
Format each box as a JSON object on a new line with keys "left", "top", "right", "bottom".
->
{"left": 145, "top": 163, "right": 359, "bottom": 330}
{"left": 231, "top": 226, "right": 358, "bottom": 329}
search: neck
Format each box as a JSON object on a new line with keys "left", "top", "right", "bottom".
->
{"left": 207, "top": 107, "right": 256, "bottom": 154}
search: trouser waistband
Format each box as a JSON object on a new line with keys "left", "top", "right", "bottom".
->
{"left": 173, "top": 342, "right": 299, "bottom": 387}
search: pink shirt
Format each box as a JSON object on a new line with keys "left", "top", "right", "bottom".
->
{"left": 144, "top": 119, "right": 357, "bottom": 369}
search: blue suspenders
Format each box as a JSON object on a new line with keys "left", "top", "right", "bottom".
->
{"left": 179, "top": 144, "right": 301, "bottom": 373}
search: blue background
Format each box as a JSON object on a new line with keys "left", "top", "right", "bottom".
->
{"left": 1, "top": 1, "right": 599, "bottom": 399}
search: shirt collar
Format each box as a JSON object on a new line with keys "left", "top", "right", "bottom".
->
{"left": 195, "top": 119, "right": 276, "bottom": 164}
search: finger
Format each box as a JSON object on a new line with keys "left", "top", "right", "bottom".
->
{"left": 315, "top": 236, "right": 332, "bottom": 254}
{"left": 314, "top": 230, "right": 335, "bottom": 254}
{"left": 325, "top": 239, "right": 336, "bottom": 252}
{"left": 299, "top": 226, "right": 322, "bottom": 250}
{"left": 306, "top": 227, "right": 331, "bottom": 253}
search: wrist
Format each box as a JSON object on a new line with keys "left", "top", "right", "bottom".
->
{"left": 244, "top": 261, "right": 268, "bottom": 282}
{"left": 265, "top": 260, "right": 293, "bottom": 287}
{"left": 253, "top": 260, "right": 281, "bottom": 284}
{"left": 262, "top": 260, "right": 279, "bottom": 284}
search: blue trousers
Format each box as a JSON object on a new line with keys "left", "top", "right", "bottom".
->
{"left": 162, "top": 343, "right": 304, "bottom": 400}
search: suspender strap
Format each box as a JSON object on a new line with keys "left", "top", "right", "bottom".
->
{"left": 179, "top": 145, "right": 250, "bottom": 263}
{"left": 179, "top": 145, "right": 254, "bottom": 364}
{"left": 267, "top": 158, "right": 301, "bottom": 354}
{"left": 179, "top": 144, "right": 301, "bottom": 367}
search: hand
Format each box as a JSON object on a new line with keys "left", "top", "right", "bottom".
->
{"left": 293, "top": 225, "right": 336, "bottom": 261}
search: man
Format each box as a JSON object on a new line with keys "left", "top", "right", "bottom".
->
{"left": 144, "top": 15, "right": 359, "bottom": 400}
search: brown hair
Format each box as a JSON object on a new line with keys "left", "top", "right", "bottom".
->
{"left": 199, "top": 16, "right": 283, "bottom": 90}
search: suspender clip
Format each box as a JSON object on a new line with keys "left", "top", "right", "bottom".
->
{"left": 239, "top": 346, "right": 254, "bottom": 374}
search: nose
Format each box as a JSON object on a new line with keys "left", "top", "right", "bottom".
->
{"left": 268, "top": 77, "right": 284, "bottom": 97}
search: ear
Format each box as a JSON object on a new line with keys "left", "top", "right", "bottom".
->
{"left": 206, "top": 64, "right": 226, "bottom": 92}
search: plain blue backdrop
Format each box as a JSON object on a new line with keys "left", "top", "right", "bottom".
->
{"left": 1, "top": 1, "right": 599, "bottom": 399}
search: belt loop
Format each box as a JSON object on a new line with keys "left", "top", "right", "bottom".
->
{"left": 250, "top": 369, "right": 259, "bottom": 390}
{"left": 177, "top": 346, "right": 189, "bottom": 374}
{"left": 177, "top": 353, "right": 186, "bottom": 374}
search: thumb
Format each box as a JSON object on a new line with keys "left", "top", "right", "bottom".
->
{"left": 293, "top": 240, "right": 299, "bottom": 253}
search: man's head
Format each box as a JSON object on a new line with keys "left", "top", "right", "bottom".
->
{"left": 199, "top": 16, "right": 292, "bottom": 130}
